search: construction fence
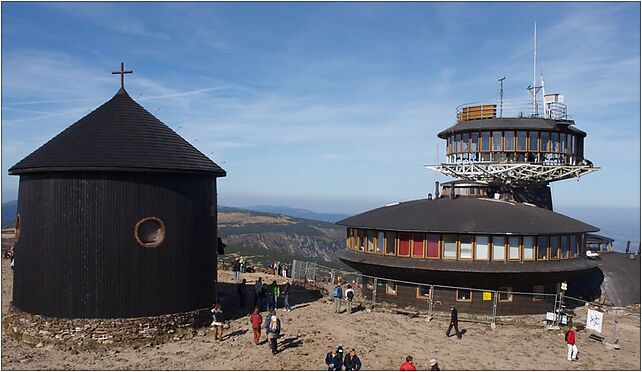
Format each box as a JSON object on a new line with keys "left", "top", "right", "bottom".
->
{"left": 290, "top": 259, "right": 634, "bottom": 341}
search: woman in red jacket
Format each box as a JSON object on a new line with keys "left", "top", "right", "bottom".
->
{"left": 400, "top": 356, "right": 417, "bottom": 371}
{"left": 565, "top": 326, "right": 578, "bottom": 361}
{"left": 249, "top": 307, "right": 263, "bottom": 345}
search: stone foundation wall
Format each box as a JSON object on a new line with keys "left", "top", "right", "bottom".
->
{"left": 3, "top": 305, "right": 211, "bottom": 348}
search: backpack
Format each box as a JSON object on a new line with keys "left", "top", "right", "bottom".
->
{"left": 333, "top": 286, "right": 342, "bottom": 298}
{"left": 347, "top": 290, "right": 354, "bottom": 300}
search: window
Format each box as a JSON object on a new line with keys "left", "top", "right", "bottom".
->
{"left": 460, "top": 235, "right": 472, "bottom": 259}
{"left": 560, "top": 235, "right": 569, "bottom": 258}
{"left": 471, "top": 132, "right": 479, "bottom": 153}
{"left": 529, "top": 131, "right": 539, "bottom": 151}
{"left": 505, "top": 131, "right": 515, "bottom": 151}
{"left": 427, "top": 234, "right": 440, "bottom": 258}
{"left": 537, "top": 236, "right": 548, "bottom": 260}
{"left": 523, "top": 236, "right": 535, "bottom": 260}
{"left": 570, "top": 235, "right": 578, "bottom": 257}
{"left": 376, "top": 232, "right": 384, "bottom": 254}
{"left": 455, "top": 133, "right": 461, "bottom": 153}
{"left": 135, "top": 217, "right": 166, "bottom": 247}
{"left": 412, "top": 234, "right": 424, "bottom": 257}
{"left": 398, "top": 234, "right": 411, "bottom": 256}
{"left": 551, "top": 132, "right": 560, "bottom": 153}
{"left": 498, "top": 287, "right": 513, "bottom": 302}
{"left": 367, "top": 231, "right": 375, "bottom": 253}
{"left": 508, "top": 236, "right": 520, "bottom": 260}
{"left": 358, "top": 230, "right": 366, "bottom": 251}
{"left": 385, "top": 232, "right": 396, "bottom": 255}
{"left": 532, "top": 285, "right": 545, "bottom": 301}
{"left": 560, "top": 134, "right": 567, "bottom": 154}
{"left": 481, "top": 131, "right": 490, "bottom": 151}
{"left": 541, "top": 132, "right": 550, "bottom": 152}
{"left": 416, "top": 286, "right": 432, "bottom": 299}
{"left": 550, "top": 236, "right": 560, "bottom": 259}
{"left": 462, "top": 132, "right": 469, "bottom": 153}
{"left": 516, "top": 131, "right": 527, "bottom": 151}
{"left": 447, "top": 136, "right": 452, "bottom": 154}
{"left": 475, "top": 236, "right": 489, "bottom": 260}
{"left": 492, "top": 131, "right": 502, "bottom": 151}
{"left": 456, "top": 289, "right": 472, "bottom": 302}
{"left": 385, "top": 281, "right": 397, "bottom": 295}
{"left": 443, "top": 234, "right": 457, "bottom": 259}
{"left": 492, "top": 236, "right": 506, "bottom": 261}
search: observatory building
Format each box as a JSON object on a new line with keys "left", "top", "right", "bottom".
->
{"left": 9, "top": 65, "right": 226, "bottom": 318}
{"left": 337, "top": 90, "right": 607, "bottom": 314}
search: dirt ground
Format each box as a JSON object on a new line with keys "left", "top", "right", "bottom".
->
{"left": 1, "top": 257, "right": 640, "bottom": 370}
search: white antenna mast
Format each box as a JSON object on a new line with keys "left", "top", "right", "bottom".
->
{"left": 527, "top": 22, "right": 542, "bottom": 117}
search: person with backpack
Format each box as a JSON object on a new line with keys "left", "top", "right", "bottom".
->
{"left": 345, "top": 284, "right": 355, "bottom": 314}
{"left": 344, "top": 348, "right": 362, "bottom": 371}
{"left": 249, "top": 307, "right": 263, "bottom": 345}
{"left": 565, "top": 326, "right": 578, "bottom": 361}
{"left": 264, "top": 309, "right": 275, "bottom": 344}
{"left": 267, "top": 313, "right": 281, "bottom": 355}
{"left": 232, "top": 257, "right": 241, "bottom": 283}
{"left": 282, "top": 280, "right": 292, "bottom": 312}
{"left": 332, "top": 283, "right": 343, "bottom": 313}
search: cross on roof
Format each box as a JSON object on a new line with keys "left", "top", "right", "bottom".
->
{"left": 112, "top": 62, "right": 133, "bottom": 89}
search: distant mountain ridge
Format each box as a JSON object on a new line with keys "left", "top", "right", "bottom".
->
{"left": 2, "top": 200, "right": 17, "bottom": 228}
{"left": 243, "top": 205, "right": 349, "bottom": 223}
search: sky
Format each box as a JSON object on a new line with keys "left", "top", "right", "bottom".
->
{"left": 1, "top": 2, "right": 640, "bottom": 247}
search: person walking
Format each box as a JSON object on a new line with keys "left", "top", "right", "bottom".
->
{"left": 237, "top": 278, "right": 247, "bottom": 308}
{"left": 267, "top": 313, "right": 281, "bottom": 355}
{"left": 332, "top": 283, "right": 343, "bottom": 313}
{"left": 565, "top": 326, "right": 578, "bottom": 361}
{"left": 233, "top": 257, "right": 241, "bottom": 283}
{"left": 263, "top": 309, "right": 275, "bottom": 345}
{"left": 344, "top": 348, "right": 362, "bottom": 371}
{"left": 446, "top": 305, "right": 461, "bottom": 339}
{"left": 249, "top": 307, "right": 263, "bottom": 345}
{"left": 400, "top": 356, "right": 417, "bottom": 371}
{"left": 254, "top": 277, "right": 263, "bottom": 307}
{"left": 282, "top": 280, "right": 292, "bottom": 312}
{"left": 270, "top": 280, "right": 281, "bottom": 310}
{"left": 429, "top": 359, "right": 440, "bottom": 371}
{"left": 210, "top": 304, "right": 225, "bottom": 341}
{"left": 345, "top": 284, "right": 355, "bottom": 314}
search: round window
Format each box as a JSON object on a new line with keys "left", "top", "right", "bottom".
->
{"left": 134, "top": 217, "right": 165, "bottom": 247}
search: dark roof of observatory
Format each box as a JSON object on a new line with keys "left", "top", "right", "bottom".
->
{"left": 337, "top": 197, "right": 599, "bottom": 235}
{"left": 9, "top": 88, "right": 226, "bottom": 176}
{"left": 437, "top": 117, "right": 587, "bottom": 139}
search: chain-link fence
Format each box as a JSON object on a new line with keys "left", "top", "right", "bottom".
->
{"left": 290, "top": 259, "right": 635, "bottom": 333}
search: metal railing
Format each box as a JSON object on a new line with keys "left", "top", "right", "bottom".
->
{"left": 456, "top": 99, "right": 568, "bottom": 122}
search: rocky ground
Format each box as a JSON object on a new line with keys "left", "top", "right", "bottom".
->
{"left": 1, "top": 253, "right": 640, "bottom": 370}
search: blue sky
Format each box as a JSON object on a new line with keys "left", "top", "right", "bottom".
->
{"left": 1, "top": 2, "right": 640, "bottom": 247}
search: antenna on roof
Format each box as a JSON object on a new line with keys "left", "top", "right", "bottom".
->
{"left": 527, "top": 22, "right": 542, "bottom": 117}
{"left": 498, "top": 76, "right": 506, "bottom": 118}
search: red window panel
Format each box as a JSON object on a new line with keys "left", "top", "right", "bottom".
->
{"left": 412, "top": 234, "right": 424, "bottom": 257}
{"left": 427, "top": 234, "right": 440, "bottom": 258}
{"left": 398, "top": 234, "right": 411, "bottom": 256}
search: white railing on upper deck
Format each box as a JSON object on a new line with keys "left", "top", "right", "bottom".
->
{"left": 456, "top": 99, "right": 567, "bottom": 122}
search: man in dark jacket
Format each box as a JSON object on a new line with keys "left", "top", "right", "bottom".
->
{"left": 237, "top": 278, "right": 247, "bottom": 308}
{"left": 344, "top": 348, "right": 362, "bottom": 370}
{"left": 325, "top": 346, "right": 340, "bottom": 371}
{"left": 233, "top": 257, "right": 241, "bottom": 283}
{"left": 446, "top": 305, "right": 461, "bottom": 339}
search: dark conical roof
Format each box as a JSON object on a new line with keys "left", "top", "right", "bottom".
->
{"left": 9, "top": 88, "right": 226, "bottom": 176}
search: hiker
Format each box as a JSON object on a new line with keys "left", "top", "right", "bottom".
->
{"left": 264, "top": 309, "right": 275, "bottom": 344}
{"left": 332, "top": 283, "right": 343, "bottom": 313}
{"left": 429, "top": 359, "right": 440, "bottom": 371}
{"left": 282, "top": 280, "right": 292, "bottom": 312}
{"left": 325, "top": 346, "right": 340, "bottom": 371}
{"left": 267, "top": 313, "right": 281, "bottom": 355}
{"left": 344, "top": 348, "right": 362, "bottom": 371}
{"left": 237, "top": 278, "right": 247, "bottom": 308}
{"left": 565, "top": 326, "right": 578, "bottom": 361}
{"left": 210, "top": 304, "right": 225, "bottom": 341}
{"left": 446, "top": 305, "right": 461, "bottom": 339}
{"left": 239, "top": 256, "right": 245, "bottom": 273}
{"left": 271, "top": 280, "right": 281, "bottom": 310}
{"left": 400, "top": 356, "right": 417, "bottom": 371}
{"left": 336, "top": 345, "right": 344, "bottom": 371}
{"left": 233, "top": 257, "right": 241, "bottom": 283}
{"left": 345, "top": 284, "right": 355, "bottom": 314}
{"left": 254, "top": 277, "right": 263, "bottom": 308}
{"left": 249, "top": 307, "right": 263, "bottom": 345}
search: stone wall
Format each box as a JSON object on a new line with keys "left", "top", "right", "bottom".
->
{"left": 3, "top": 305, "right": 211, "bottom": 348}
